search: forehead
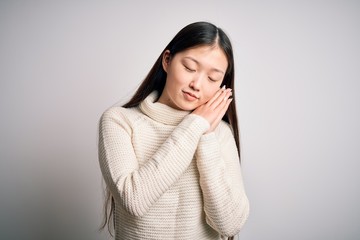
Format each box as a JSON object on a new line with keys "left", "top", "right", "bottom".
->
{"left": 176, "top": 45, "right": 228, "bottom": 71}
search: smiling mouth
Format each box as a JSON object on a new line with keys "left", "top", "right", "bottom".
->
{"left": 183, "top": 91, "right": 199, "bottom": 99}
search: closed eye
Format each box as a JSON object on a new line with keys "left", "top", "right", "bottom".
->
{"left": 208, "top": 77, "right": 219, "bottom": 82}
{"left": 184, "top": 65, "right": 196, "bottom": 72}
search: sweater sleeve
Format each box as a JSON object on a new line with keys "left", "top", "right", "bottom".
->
{"left": 98, "top": 108, "right": 209, "bottom": 217}
{"left": 195, "top": 122, "right": 250, "bottom": 237}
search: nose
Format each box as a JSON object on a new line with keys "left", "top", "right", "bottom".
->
{"left": 189, "top": 73, "right": 205, "bottom": 91}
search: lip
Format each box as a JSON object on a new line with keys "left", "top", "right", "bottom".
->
{"left": 182, "top": 91, "right": 199, "bottom": 100}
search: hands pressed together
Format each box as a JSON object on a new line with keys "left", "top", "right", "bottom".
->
{"left": 192, "top": 86, "right": 233, "bottom": 134}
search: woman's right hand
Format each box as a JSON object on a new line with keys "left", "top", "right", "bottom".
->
{"left": 192, "top": 86, "right": 233, "bottom": 134}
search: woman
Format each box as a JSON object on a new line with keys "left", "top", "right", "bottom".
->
{"left": 98, "top": 21, "right": 249, "bottom": 240}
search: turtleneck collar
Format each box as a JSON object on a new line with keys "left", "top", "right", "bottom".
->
{"left": 139, "top": 91, "right": 191, "bottom": 126}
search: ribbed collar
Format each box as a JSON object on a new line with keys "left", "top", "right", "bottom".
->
{"left": 139, "top": 91, "right": 190, "bottom": 126}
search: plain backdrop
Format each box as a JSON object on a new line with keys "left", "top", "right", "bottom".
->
{"left": 1, "top": 1, "right": 359, "bottom": 239}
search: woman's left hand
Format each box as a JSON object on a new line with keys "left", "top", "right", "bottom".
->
{"left": 192, "top": 86, "right": 233, "bottom": 134}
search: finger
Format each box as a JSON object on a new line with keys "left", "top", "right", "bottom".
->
{"left": 207, "top": 85, "right": 226, "bottom": 106}
{"left": 219, "top": 95, "right": 233, "bottom": 116}
{"left": 209, "top": 88, "right": 230, "bottom": 108}
{"left": 211, "top": 88, "right": 232, "bottom": 109}
{"left": 213, "top": 98, "right": 233, "bottom": 124}
{"left": 222, "top": 90, "right": 233, "bottom": 103}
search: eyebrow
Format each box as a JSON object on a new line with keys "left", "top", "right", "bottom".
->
{"left": 184, "top": 56, "right": 225, "bottom": 75}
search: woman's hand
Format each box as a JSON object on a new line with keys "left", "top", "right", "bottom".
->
{"left": 193, "top": 86, "right": 233, "bottom": 134}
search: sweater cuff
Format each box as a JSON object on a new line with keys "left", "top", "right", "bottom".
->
{"left": 196, "top": 133, "right": 223, "bottom": 169}
{"left": 184, "top": 114, "right": 210, "bottom": 133}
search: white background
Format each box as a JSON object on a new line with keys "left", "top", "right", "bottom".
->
{"left": 1, "top": 0, "right": 359, "bottom": 239}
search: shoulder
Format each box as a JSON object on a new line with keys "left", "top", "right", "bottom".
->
{"left": 99, "top": 106, "right": 143, "bottom": 130}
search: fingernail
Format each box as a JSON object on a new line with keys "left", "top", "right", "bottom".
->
{"left": 222, "top": 85, "right": 226, "bottom": 90}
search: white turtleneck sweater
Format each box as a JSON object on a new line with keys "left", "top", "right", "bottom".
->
{"left": 98, "top": 91, "right": 249, "bottom": 240}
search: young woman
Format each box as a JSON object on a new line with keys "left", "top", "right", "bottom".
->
{"left": 98, "top": 21, "right": 249, "bottom": 240}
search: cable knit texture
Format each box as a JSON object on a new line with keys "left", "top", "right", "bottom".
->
{"left": 98, "top": 91, "right": 249, "bottom": 240}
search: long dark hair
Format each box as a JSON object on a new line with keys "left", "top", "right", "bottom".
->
{"left": 100, "top": 22, "right": 240, "bottom": 239}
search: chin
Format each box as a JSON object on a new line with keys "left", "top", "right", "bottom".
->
{"left": 173, "top": 97, "right": 200, "bottom": 111}
{"left": 177, "top": 102, "right": 198, "bottom": 111}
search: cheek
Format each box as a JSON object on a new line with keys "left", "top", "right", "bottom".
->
{"left": 167, "top": 68, "right": 188, "bottom": 87}
{"left": 202, "top": 86, "right": 220, "bottom": 102}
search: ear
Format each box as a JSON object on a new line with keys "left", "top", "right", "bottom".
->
{"left": 162, "top": 50, "right": 171, "bottom": 73}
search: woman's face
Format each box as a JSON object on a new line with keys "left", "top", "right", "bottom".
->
{"left": 158, "top": 45, "right": 228, "bottom": 111}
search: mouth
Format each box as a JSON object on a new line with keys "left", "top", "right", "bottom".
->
{"left": 183, "top": 90, "right": 199, "bottom": 99}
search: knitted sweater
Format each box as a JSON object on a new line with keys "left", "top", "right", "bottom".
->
{"left": 98, "top": 91, "right": 249, "bottom": 240}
